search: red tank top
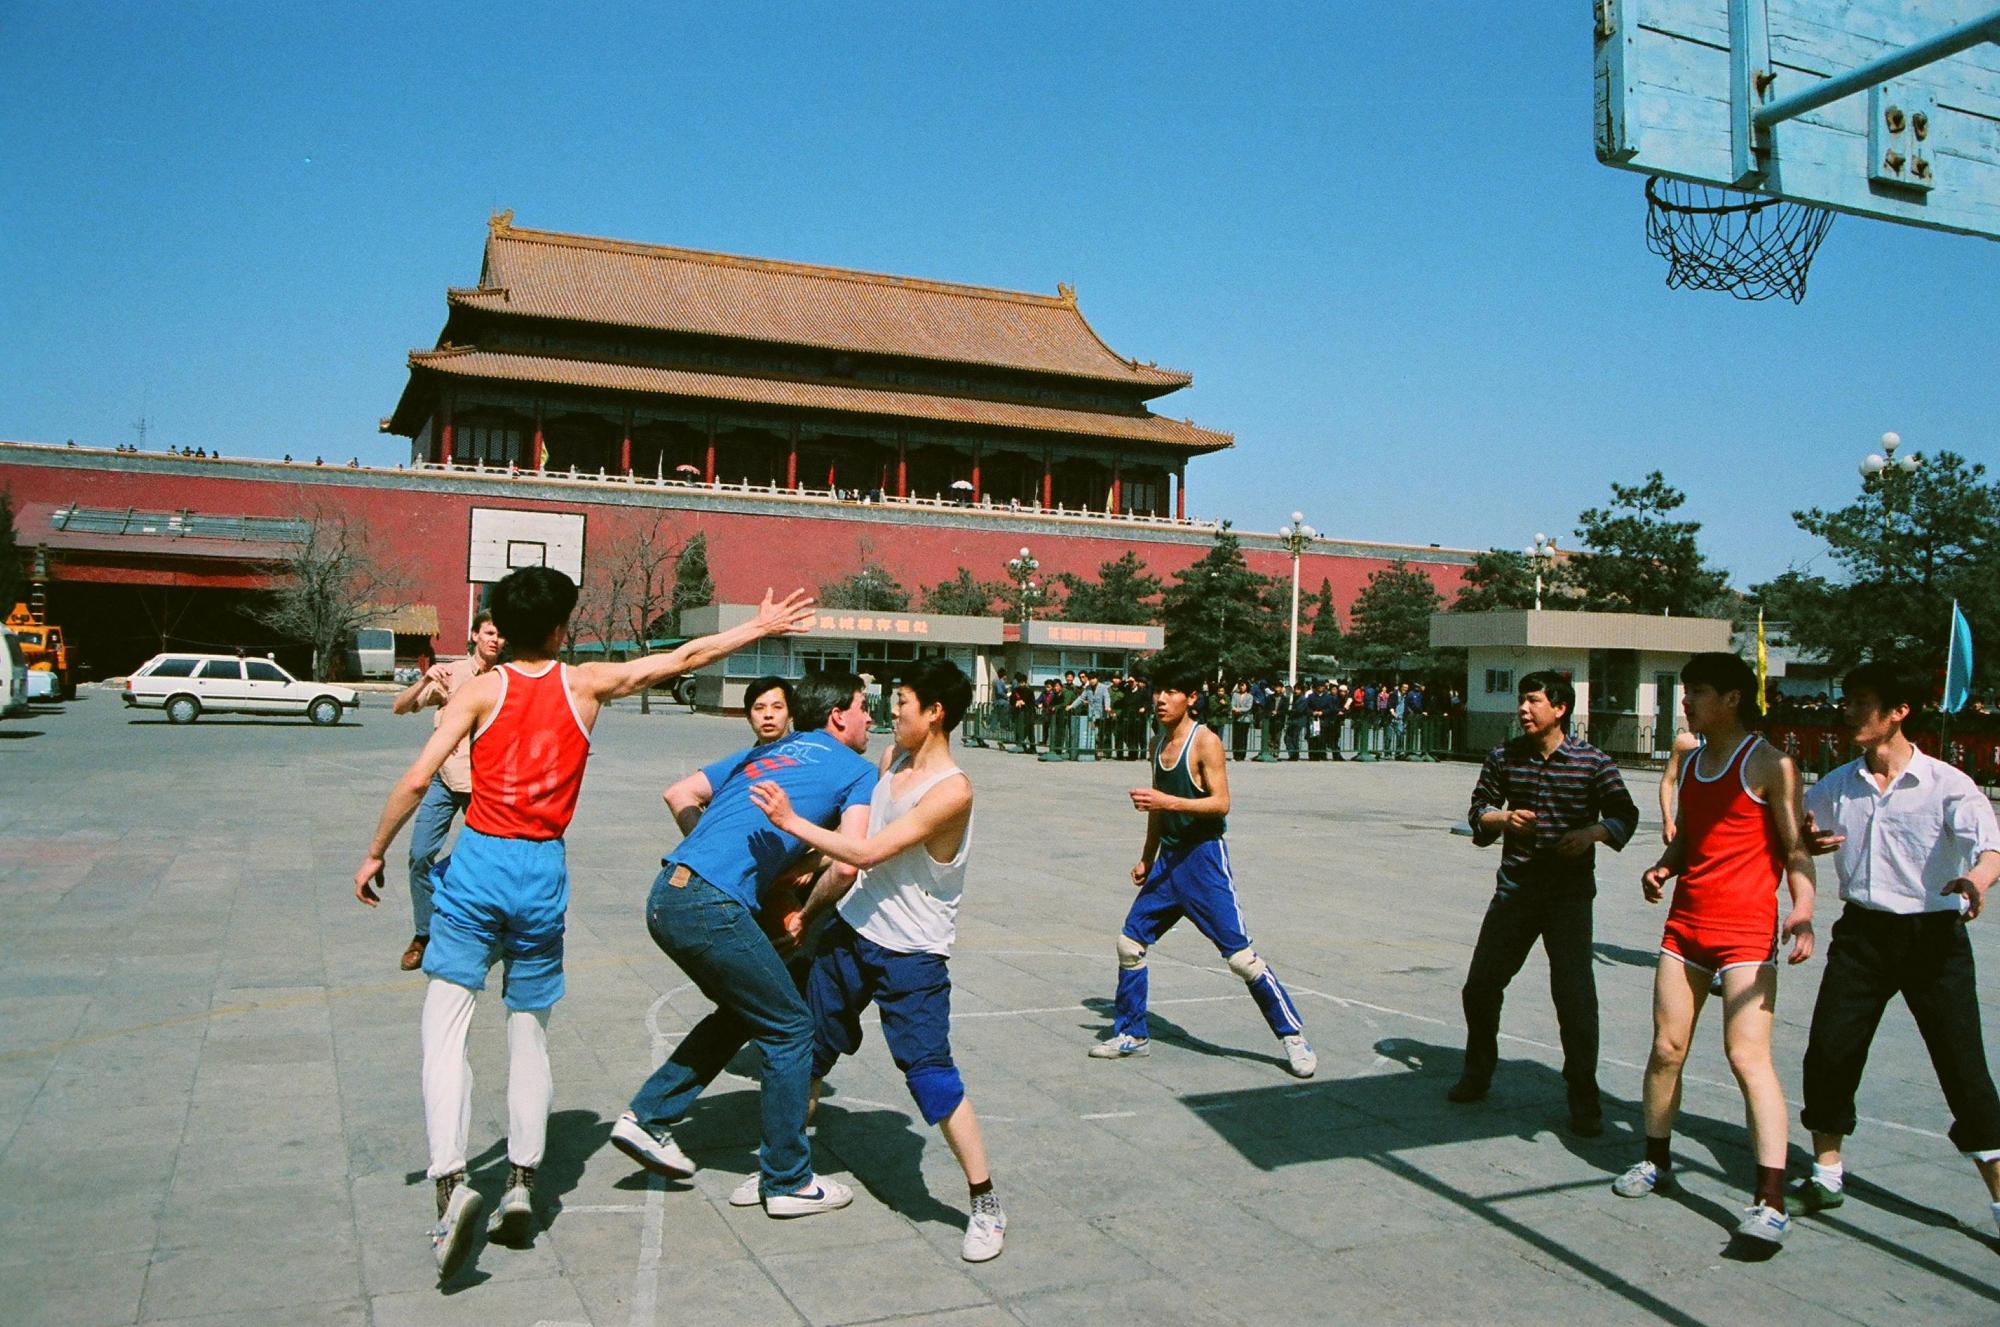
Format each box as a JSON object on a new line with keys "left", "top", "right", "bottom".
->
{"left": 465, "top": 662, "right": 592, "bottom": 842}
{"left": 1670, "top": 734, "right": 1782, "bottom": 931}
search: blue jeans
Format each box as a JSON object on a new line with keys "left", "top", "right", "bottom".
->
{"left": 629, "top": 868, "right": 814, "bottom": 1196}
{"left": 408, "top": 774, "right": 469, "bottom": 937}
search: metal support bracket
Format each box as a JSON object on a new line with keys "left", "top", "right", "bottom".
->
{"left": 1869, "top": 82, "right": 1937, "bottom": 192}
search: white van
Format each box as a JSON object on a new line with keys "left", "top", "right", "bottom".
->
{"left": 1, "top": 627, "right": 27, "bottom": 719}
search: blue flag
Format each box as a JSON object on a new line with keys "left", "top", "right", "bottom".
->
{"left": 1944, "top": 600, "right": 1973, "bottom": 714}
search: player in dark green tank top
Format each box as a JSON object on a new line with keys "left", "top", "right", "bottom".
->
{"left": 1086, "top": 665, "right": 1316, "bottom": 1078}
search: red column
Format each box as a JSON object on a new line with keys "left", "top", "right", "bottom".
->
{"left": 1042, "top": 455, "right": 1052, "bottom": 508}
{"left": 1110, "top": 457, "right": 1122, "bottom": 515}
{"left": 533, "top": 403, "right": 545, "bottom": 469}
{"left": 437, "top": 397, "right": 454, "bottom": 465}
{"left": 896, "top": 435, "right": 907, "bottom": 497}
{"left": 971, "top": 447, "right": 982, "bottom": 503}
{"left": 1176, "top": 465, "right": 1186, "bottom": 520}
{"left": 786, "top": 425, "right": 799, "bottom": 489}
{"left": 704, "top": 419, "right": 716, "bottom": 484}
{"left": 619, "top": 411, "right": 632, "bottom": 475}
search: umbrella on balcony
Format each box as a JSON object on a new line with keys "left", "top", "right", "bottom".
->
{"left": 949, "top": 479, "right": 975, "bottom": 492}
{"left": 675, "top": 463, "right": 702, "bottom": 476}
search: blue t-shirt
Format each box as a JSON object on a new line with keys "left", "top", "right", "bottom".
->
{"left": 665, "top": 730, "right": 879, "bottom": 912}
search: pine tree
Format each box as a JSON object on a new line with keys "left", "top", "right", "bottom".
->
{"left": 669, "top": 531, "right": 715, "bottom": 636}
{"left": 1347, "top": 560, "right": 1446, "bottom": 672}
{"left": 1307, "top": 577, "right": 1341, "bottom": 659}
{"left": 1058, "top": 551, "right": 1163, "bottom": 625}
{"left": 1156, "top": 529, "right": 1286, "bottom": 679}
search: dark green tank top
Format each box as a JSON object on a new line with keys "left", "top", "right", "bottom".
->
{"left": 1154, "top": 725, "right": 1224, "bottom": 849}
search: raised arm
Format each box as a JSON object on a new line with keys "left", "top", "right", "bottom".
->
{"left": 391, "top": 662, "right": 452, "bottom": 715}
{"left": 576, "top": 589, "right": 816, "bottom": 703}
{"left": 750, "top": 776, "right": 970, "bottom": 871}
{"left": 355, "top": 675, "right": 496, "bottom": 904}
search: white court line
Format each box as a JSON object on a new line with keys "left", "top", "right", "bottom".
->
{"left": 1288, "top": 983, "right": 1950, "bottom": 1143}
{"left": 561, "top": 1203, "right": 648, "bottom": 1215}
{"left": 1079, "top": 1110, "right": 1137, "bottom": 1121}
{"left": 631, "top": 984, "right": 694, "bottom": 1327}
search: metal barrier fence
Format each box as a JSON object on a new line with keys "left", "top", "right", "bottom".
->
{"left": 964, "top": 706, "right": 1462, "bottom": 765}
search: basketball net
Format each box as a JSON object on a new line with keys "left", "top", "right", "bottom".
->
{"left": 1643, "top": 177, "right": 1835, "bottom": 303}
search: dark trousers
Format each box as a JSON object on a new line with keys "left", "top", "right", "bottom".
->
{"left": 1800, "top": 905, "right": 2000, "bottom": 1153}
{"left": 1460, "top": 875, "right": 1599, "bottom": 1106}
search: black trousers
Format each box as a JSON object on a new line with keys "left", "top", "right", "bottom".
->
{"left": 1799, "top": 904, "right": 2000, "bottom": 1153}
{"left": 1460, "top": 875, "right": 1599, "bottom": 1107}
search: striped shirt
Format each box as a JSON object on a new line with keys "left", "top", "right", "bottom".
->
{"left": 1468, "top": 734, "right": 1638, "bottom": 886}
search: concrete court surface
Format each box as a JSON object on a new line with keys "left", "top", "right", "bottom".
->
{"left": 1, "top": 688, "right": 1996, "bottom": 1327}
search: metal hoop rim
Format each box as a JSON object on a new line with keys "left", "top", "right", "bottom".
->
{"left": 1644, "top": 175, "right": 1786, "bottom": 217}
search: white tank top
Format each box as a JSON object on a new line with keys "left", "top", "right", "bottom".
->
{"left": 836, "top": 755, "right": 971, "bottom": 956}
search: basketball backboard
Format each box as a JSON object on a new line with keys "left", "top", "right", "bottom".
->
{"left": 1595, "top": 1, "right": 2000, "bottom": 239}
{"left": 467, "top": 507, "right": 585, "bottom": 585}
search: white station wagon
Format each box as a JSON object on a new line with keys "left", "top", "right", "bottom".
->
{"left": 125, "top": 652, "right": 360, "bottom": 726}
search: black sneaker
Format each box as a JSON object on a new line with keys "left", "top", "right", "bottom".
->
{"left": 489, "top": 1164, "right": 535, "bottom": 1243}
{"left": 1446, "top": 1076, "right": 1489, "bottom": 1104}
{"left": 430, "top": 1171, "right": 483, "bottom": 1278}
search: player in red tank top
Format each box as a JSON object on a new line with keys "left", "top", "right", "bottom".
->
{"left": 1614, "top": 653, "right": 1818, "bottom": 1248}
{"left": 352, "top": 567, "right": 814, "bottom": 1281}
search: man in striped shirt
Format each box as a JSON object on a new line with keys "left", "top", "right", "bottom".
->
{"left": 1451, "top": 672, "right": 1638, "bottom": 1136}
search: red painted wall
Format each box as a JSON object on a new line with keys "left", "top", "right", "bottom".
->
{"left": 3, "top": 450, "right": 1466, "bottom": 647}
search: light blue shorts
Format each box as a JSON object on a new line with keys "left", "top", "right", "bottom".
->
{"left": 422, "top": 826, "right": 569, "bottom": 1010}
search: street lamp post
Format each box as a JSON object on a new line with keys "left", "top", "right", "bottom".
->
{"left": 1005, "top": 546, "right": 1042, "bottom": 631}
{"left": 1526, "top": 533, "right": 1559, "bottom": 611}
{"left": 1279, "top": 512, "right": 1317, "bottom": 689}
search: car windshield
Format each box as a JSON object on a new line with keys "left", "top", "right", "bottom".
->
{"left": 245, "top": 660, "right": 290, "bottom": 683}
{"left": 17, "top": 631, "right": 41, "bottom": 646}
{"left": 147, "top": 658, "right": 198, "bottom": 678}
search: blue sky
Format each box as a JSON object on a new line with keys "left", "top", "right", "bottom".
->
{"left": 2, "top": 3, "right": 1994, "bottom": 586}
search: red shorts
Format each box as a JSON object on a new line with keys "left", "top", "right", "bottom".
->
{"left": 1660, "top": 914, "right": 1777, "bottom": 974}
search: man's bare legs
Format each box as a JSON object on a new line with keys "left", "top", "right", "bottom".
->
{"left": 1641, "top": 957, "right": 1708, "bottom": 1143}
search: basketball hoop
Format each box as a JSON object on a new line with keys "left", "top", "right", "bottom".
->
{"left": 1643, "top": 177, "right": 1835, "bottom": 303}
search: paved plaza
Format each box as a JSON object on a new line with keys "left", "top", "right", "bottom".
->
{"left": 2, "top": 690, "right": 1997, "bottom": 1326}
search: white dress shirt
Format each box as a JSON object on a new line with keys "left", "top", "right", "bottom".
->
{"left": 1804, "top": 751, "right": 2000, "bottom": 915}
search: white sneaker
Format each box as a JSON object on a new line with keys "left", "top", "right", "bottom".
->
{"left": 610, "top": 1111, "right": 696, "bottom": 1178}
{"left": 1611, "top": 1160, "right": 1676, "bottom": 1198}
{"left": 430, "top": 1172, "right": 483, "bottom": 1278}
{"left": 728, "top": 1172, "right": 763, "bottom": 1207}
{"left": 1736, "top": 1202, "right": 1791, "bottom": 1245}
{"left": 487, "top": 1164, "right": 535, "bottom": 1242}
{"left": 764, "top": 1175, "right": 854, "bottom": 1218}
{"left": 1281, "top": 1034, "right": 1317, "bottom": 1078}
{"left": 1088, "top": 1033, "right": 1150, "bottom": 1060}
{"left": 961, "top": 1203, "right": 1006, "bottom": 1262}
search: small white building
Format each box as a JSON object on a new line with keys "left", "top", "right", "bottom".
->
{"left": 1430, "top": 609, "right": 1733, "bottom": 756}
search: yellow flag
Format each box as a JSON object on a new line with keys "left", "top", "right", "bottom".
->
{"left": 1756, "top": 609, "right": 1768, "bottom": 708}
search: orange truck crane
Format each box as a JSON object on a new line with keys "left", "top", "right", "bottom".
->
{"left": 5, "top": 603, "right": 72, "bottom": 700}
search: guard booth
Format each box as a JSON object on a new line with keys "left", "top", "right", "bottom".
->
{"left": 682, "top": 604, "right": 1001, "bottom": 714}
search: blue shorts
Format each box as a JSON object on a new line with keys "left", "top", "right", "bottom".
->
{"left": 422, "top": 826, "right": 569, "bottom": 1011}
{"left": 808, "top": 919, "right": 958, "bottom": 1122}
{"left": 1123, "top": 838, "right": 1251, "bottom": 954}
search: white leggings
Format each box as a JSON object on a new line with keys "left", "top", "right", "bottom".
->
{"left": 421, "top": 979, "right": 552, "bottom": 1178}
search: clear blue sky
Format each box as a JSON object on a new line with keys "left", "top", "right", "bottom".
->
{"left": 3, "top": 3, "right": 1994, "bottom": 587}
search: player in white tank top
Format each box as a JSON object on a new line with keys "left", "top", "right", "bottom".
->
{"left": 748, "top": 658, "right": 1005, "bottom": 1264}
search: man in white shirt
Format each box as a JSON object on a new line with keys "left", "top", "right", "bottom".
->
{"left": 1793, "top": 662, "right": 2000, "bottom": 1234}
{"left": 389, "top": 611, "right": 503, "bottom": 970}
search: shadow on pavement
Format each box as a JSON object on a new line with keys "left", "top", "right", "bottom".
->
{"left": 1080, "top": 996, "right": 1279, "bottom": 1070}
{"left": 0, "top": 729, "right": 46, "bottom": 739}
{"left": 813, "top": 1099, "right": 965, "bottom": 1229}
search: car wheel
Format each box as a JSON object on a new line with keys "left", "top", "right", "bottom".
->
{"left": 308, "top": 696, "right": 342, "bottom": 727}
{"left": 673, "top": 677, "right": 697, "bottom": 710}
{"left": 166, "top": 694, "right": 201, "bottom": 725}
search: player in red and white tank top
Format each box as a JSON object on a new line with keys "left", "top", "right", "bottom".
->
{"left": 1616, "top": 653, "right": 1819, "bottom": 1248}
{"left": 352, "top": 568, "right": 815, "bottom": 1281}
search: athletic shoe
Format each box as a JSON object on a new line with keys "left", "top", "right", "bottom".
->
{"left": 1735, "top": 1202, "right": 1791, "bottom": 1245}
{"left": 764, "top": 1175, "right": 854, "bottom": 1218}
{"left": 1611, "top": 1160, "right": 1676, "bottom": 1198}
{"left": 430, "top": 1172, "right": 483, "bottom": 1278}
{"left": 1088, "top": 1034, "right": 1150, "bottom": 1060}
{"left": 1784, "top": 1177, "right": 1845, "bottom": 1216}
{"left": 488, "top": 1164, "right": 535, "bottom": 1242}
{"left": 1281, "top": 1035, "right": 1317, "bottom": 1078}
{"left": 400, "top": 936, "right": 428, "bottom": 972}
{"left": 610, "top": 1111, "right": 696, "bottom": 1178}
{"left": 1445, "top": 1076, "right": 1488, "bottom": 1104}
{"left": 728, "top": 1172, "right": 763, "bottom": 1208}
{"left": 962, "top": 1198, "right": 1006, "bottom": 1262}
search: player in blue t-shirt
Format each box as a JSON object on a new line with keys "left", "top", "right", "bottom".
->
{"left": 611, "top": 671, "right": 879, "bottom": 1218}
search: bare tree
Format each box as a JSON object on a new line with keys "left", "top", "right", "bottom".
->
{"left": 582, "top": 517, "right": 682, "bottom": 713}
{"left": 251, "top": 504, "right": 412, "bottom": 680}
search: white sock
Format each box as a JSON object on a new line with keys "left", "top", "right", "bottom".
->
{"left": 1990, "top": 1201, "right": 2000, "bottom": 1237}
{"left": 421, "top": 980, "right": 478, "bottom": 1179}
{"left": 506, "top": 1007, "right": 554, "bottom": 1169}
{"left": 1812, "top": 1161, "right": 1844, "bottom": 1192}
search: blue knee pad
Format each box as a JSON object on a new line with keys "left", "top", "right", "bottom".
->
{"left": 905, "top": 1063, "right": 965, "bottom": 1125}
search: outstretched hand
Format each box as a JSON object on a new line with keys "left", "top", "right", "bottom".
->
{"left": 748, "top": 780, "right": 799, "bottom": 832}
{"left": 755, "top": 588, "right": 818, "bottom": 638}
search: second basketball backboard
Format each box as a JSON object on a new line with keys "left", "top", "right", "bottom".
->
{"left": 1595, "top": 0, "right": 2000, "bottom": 239}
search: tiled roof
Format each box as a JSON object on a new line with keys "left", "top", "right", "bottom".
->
{"left": 398, "top": 348, "right": 1232, "bottom": 453}
{"left": 448, "top": 215, "right": 1193, "bottom": 391}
